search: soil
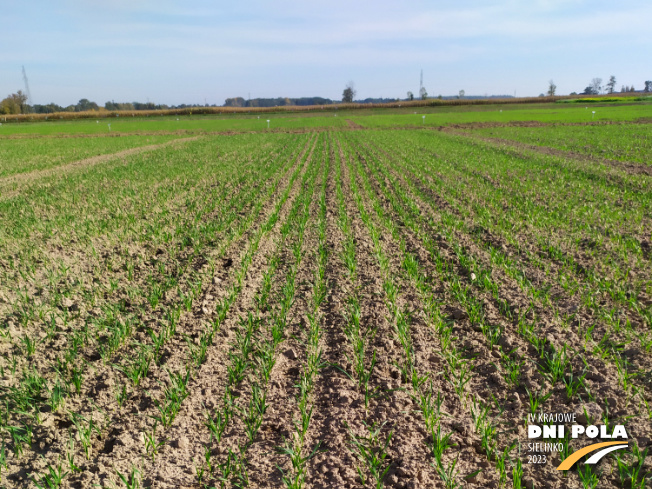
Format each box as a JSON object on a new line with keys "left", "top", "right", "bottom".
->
{"left": 345, "top": 120, "right": 364, "bottom": 130}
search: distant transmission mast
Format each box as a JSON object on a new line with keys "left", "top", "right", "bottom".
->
{"left": 22, "top": 66, "right": 33, "bottom": 113}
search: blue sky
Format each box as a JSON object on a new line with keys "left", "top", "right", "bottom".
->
{"left": 2, "top": 0, "right": 650, "bottom": 106}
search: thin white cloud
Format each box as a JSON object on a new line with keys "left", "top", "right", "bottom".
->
{"left": 74, "top": 3, "right": 651, "bottom": 49}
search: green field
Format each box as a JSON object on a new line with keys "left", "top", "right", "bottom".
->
{"left": 1, "top": 100, "right": 651, "bottom": 136}
{"left": 0, "top": 101, "right": 650, "bottom": 489}
{"left": 0, "top": 135, "right": 185, "bottom": 178}
{"left": 467, "top": 123, "right": 652, "bottom": 164}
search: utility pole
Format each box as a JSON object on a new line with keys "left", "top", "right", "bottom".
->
{"left": 22, "top": 66, "right": 32, "bottom": 113}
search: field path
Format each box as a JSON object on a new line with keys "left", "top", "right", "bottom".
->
{"left": 0, "top": 135, "right": 203, "bottom": 190}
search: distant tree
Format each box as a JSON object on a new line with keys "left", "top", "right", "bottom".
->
{"left": 645, "top": 81, "right": 652, "bottom": 93}
{"left": 224, "top": 97, "right": 245, "bottom": 107}
{"left": 589, "top": 77, "right": 602, "bottom": 95}
{"left": 33, "top": 103, "right": 65, "bottom": 113}
{"left": 606, "top": 75, "right": 617, "bottom": 94}
{"left": 547, "top": 80, "right": 557, "bottom": 96}
{"left": 437, "top": 94, "right": 443, "bottom": 100}
{"left": 419, "top": 86, "right": 428, "bottom": 100}
{"left": 621, "top": 85, "right": 626, "bottom": 93}
{"left": 342, "top": 81, "right": 356, "bottom": 103}
{"left": 458, "top": 89, "right": 465, "bottom": 99}
{"left": 407, "top": 91, "right": 414, "bottom": 101}
{"left": 569, "top": 92, "right": 578, "bottom": 96}
{"left": 76, "top": 99, "right": 99, "bottom": 112}
{"left": 0, "top": 90, "right": 28, "bottom": 114}
{"left": 582, "top": 85, "right": 598, "bottom": 95}
{"left": 133, "top": 102, "right": 156, "bottom": 110}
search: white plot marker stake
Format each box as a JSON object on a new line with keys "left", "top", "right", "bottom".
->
{"left": 108, "top": 124, "right": 111, "bottom": 131}
{"left": 422, "top": 115, "right": 425, "bottom": 125}
{"left": 267, "top": 120, "right": 270, "bottom": 129}
{"left": 592, "top": 111, "right": 596, "bottom": 120}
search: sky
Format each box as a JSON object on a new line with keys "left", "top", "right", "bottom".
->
{"left": 1, "top": 0, "right": 650, "bottom": 106}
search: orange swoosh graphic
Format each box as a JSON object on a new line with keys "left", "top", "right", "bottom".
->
{"left": 557, "top": 441, "right": 628, "bottom": 470}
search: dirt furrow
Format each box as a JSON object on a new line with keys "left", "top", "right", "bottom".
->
{"left": 323, "top": 134, "right": 457, "bottom": 488}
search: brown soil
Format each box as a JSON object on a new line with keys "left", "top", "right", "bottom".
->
{"left": 345, "top": 120, "right": 364, "bottom": 130}
{"left": 436, "top": 119, "right": 652, "bottom": 130}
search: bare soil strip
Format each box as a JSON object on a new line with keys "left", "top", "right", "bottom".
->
{"left": 0, "top": 128, "right": 329, "bottom": 142}
{"left": 437, "top": 119, "right": 652, "bottom": 130}
{"left": 345, "top": 120, "right": 364, "bottom": 130}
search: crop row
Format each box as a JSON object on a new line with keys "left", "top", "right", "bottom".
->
{"left": 469, "top": 123, "right": 652, "bottom": 165}
{"left": 0, "top": 133, "right": 315, "bottom": 486}
{"left": 341, "top": 131, "right": 651, "bottom": 487}
{"left": 353, "top": 130, "right": 652, "bottom": 366}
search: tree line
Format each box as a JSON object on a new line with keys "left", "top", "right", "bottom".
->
{"left": 224, "top": 96, "right": 335, "bottom": 108}
{"left": 2, "top": 77, "right": 651, "bottom": 116}
{"left": 0, "top": 95, "right": 212, "bottom": 115}
{"left": 546, "top": 76, "right": 652, "bottom": 96}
